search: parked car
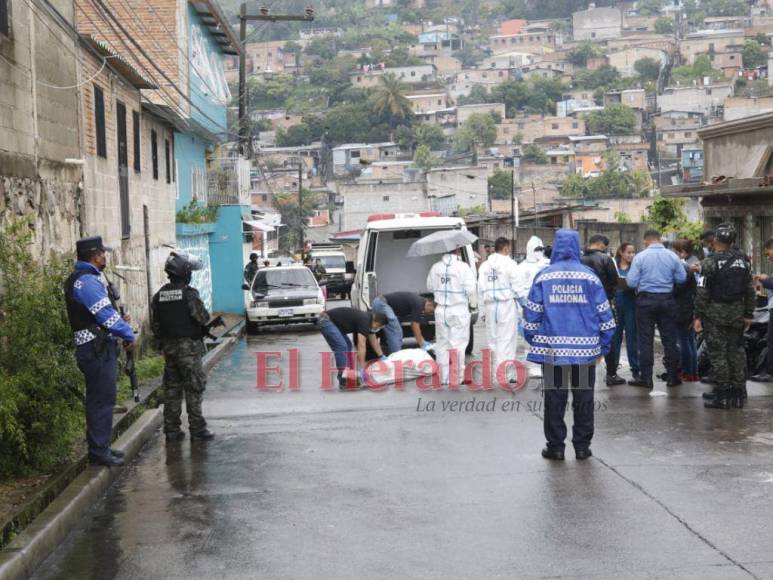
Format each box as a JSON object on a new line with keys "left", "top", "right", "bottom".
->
{"left": 350, "top": 211, "right": 478, "bottom": 352}
{"left": 308, "top": 243, "right": 351, "bottom": 299}
{"left": 243, "top": 266, "right": 325, "bottom": 333}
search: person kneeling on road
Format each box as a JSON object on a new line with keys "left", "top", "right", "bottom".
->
{"left": 317, "top": 307, "right": 387, "bottom": 388}
{"left": 152, "top": 251, "right": 216, "bottom": 442}
{"left": 371, "top": 292, "right": 435, "bottom": 355}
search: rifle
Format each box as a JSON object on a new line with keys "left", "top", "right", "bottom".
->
{"left": 120, "top": 306, "right": 141, "bottom": 402}
{"left": 204, "top": 315, "right": 226, "bottom": 340}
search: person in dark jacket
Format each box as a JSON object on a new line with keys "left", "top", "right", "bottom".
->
{"left": 607, "top": 242, "right": 640, "bottom": 382}
{"left": 523, "top": 229, "right": 616, "bottom": 461}
{"left": 672, "top": 239, "right": 699, "bottom": 382}
{"left": 581, "top": 234, "right": 622, "bottom": 386}
{"left": 243, "top": 253, "right": 259, "bottom": 283}
{"left": 751, "top": 238, "right": 773, "bottom": 382}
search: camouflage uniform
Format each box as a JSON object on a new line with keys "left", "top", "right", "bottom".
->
{"left": 152, "top": 282, "right": 210, "bottom": 435}
{"left": 695, "top": 252, "right": 754, "bottom": 402}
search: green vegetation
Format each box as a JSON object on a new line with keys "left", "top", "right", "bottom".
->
{"left": 0, "top": 219, "right": 84, "bottom": 478}
{"left": 414, "top": 144, "right": 435, "bottom": 171}
{"left": 742, "top": 39, "right": 767, "bottom": 69}
{"left": 561, "top": 152, "right": 652, "bottom": 198}
{"left": 574, "top": 64, "right": 623, "bottom": 90}
{"left": 654, "top": 16, "right": 674, "bottom": 34}
{"left": 634, "top": 57, "right": 661, "bottom": 82}
{"left": 176, "top": 201, "right": 218, "bottom": 224}
{"left": 274, "top": 190, "right": 324, "bottom": 251}
{"left": 645, "top": 195, "right": 704, "bottom": 241}
{"left": 682, "top": 0, "right": 749, "bottom": 27}
{"left": 585, "top": 105, "right": 638, "bottom": 135}
{"left": 488, "top": 168, "right": 513, "bottom": 200}
{"left": 458, "top": 204, "right": 487, "bottom": 218}
{"left": 522, "top": 144, "right": 548, "bottom": 165}
{"left": 371, "top": 74, "right": 414, "bottom": 130}
{"left": 670, "top": 54, "right": 724, "bottom": 84}
{"left": 495, "top": 0, "right": 616, "bottom": 20}
{"left": 637, "top": 0, "right": 665, "bottom": 15}
{"left": 615, "top": 211, "right": 632, "bottom": 224}
{"left": 567, "top": 41, "right": 604, "bottom": 67}
{"left": 462, "top": 78, "right": 567, "bottom": 117}
{"left": 455, "top": 112, "right": 498, "bottom": 151}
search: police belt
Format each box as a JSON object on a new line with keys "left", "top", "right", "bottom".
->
{"left": 637, "top": 291, "right": 674, "bottom": 298}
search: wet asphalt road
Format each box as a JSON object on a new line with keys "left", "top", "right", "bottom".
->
{"left": 32, "top": 300, "right": 773, "bottom": 580}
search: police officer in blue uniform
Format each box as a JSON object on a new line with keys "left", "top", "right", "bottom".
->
{"left": 65, "top": 237, "right": 136, "bottom": 467}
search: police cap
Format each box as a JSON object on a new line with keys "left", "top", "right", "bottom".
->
{"left": 76, "top": 236, "right": 112, "bottom": 254}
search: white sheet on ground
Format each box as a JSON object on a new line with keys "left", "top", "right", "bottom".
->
{"left": 365, "top": 348, "right": 436, "bottom": 386}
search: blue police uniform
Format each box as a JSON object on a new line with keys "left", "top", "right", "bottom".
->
{"left": 65, "top": 238, "right": 135, "bottom": 462}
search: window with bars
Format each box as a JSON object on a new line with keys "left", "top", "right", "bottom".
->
{"left": 165, "top": 139, "right": 171, "bottom": 184}
{"left": 0, "top": 0, "right": 9, "bottom": 37}
{"left": 94, "top": 85, "right": 107, "bottom": 158}
{"left": 132, "top": 111, "right": 141, "bottom": 173}
{"left": 151, "top": 130, "right": 158, "bottom": 180}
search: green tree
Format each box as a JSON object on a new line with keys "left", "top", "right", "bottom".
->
{"left": 654, "top": 16, "right": 674, "bottom": 34}
{"left": 585, "top": 105, "right": 638, "bottom": 135}
{"left": 671, "top": 54, "right": 724, "bottom": 84}
{"left": 574, "top": 64, "right": 622, "bottom": 90}
{"left": 415, "top": 123, "right": 446, "bottom": 150}
{"left": 455, "top": 112, "right": 497, "bottom": 151}
{"left": 394, "top": 125, "right": 416, "bottom": 152}
{"left": 615, "top": 211, "right": 632, "bottom": 224}
{"left": 755, "top": 32, "right": 770, "bottom": 46}
{"left": 414, "top": 144, "right": 434, "bottom": 171}
{"left": 246, "top": 75, "right": 294, "bottom": 109}
{"left": 634, "top": 57, "right": 661, "bottom": 81}
{"left": 637, "top": 0, "right": 664, "bottom": 15}
{"left": 522, "top": 144, "right": 548, "bottom": 164}
{"left": 488, "top": 169, "right": 513, "bottom": 200}
{"left": 644, "top": 195, "right": 703, "bottom": 241}
{"left": 274, "top": 190, "right": 322, "bottom": 252}
{"left": 567, "top": 41, "right": 604, "bottom": 67}
{"left": 370, "top": 74, "right": 414, "bottom": 130}
{"left": 456, "top": 84, "right": 491, "bottom": 106}
{"left": 743, "top": 39, "right": 767, "bottom": 69}
{"left": 453, "top": 45, "right": 487, "bottom": 68}
{"left": 0, "top": 219, "right": 85, "bottom": 477}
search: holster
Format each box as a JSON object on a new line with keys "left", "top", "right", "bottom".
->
{"left": 90, "top": 324, "right": 109, "bottom": 355}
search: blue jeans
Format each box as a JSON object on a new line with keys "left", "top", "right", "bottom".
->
{"left": 318, "top": 318, "right": 353, "bottom": 370}
{"left": 75, "top": 340, "right": 118, "bottom": 459}
{"left": 677, "top": 325, "right": 698, "bottom": 375}
{"left": 372, "top": 297, "right": 403, "bottom": 355}
{"left": 608, "top": 296, "right": 640, "bottom": 375}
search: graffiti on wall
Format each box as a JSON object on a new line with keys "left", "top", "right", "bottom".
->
{"left": 176, "top": 233, "right": 214, "bottom": 311}
{"left": 190, "top": 24, "right": 231, "bottom": 105}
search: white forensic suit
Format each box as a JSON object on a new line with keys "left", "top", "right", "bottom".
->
{"left": 477, "top": 252, "right": 519, "bottom": 381}
{"left": 427, "top": 253, "right": 477, "bottom": 385}
{"left": 513, "top": 236, "right": 550, "bottom": 376}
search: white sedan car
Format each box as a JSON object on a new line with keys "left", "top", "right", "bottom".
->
{"left": 243, "top": 266, "right": 325, "bottom": 333}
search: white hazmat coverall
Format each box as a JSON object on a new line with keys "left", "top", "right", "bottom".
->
{"left": 513, "top": 236, "right": 549, "bottom": 376}
{"left": 478, "top": 252, "right": 519, "bottom": 381}
{"left": 427, "top": 253, "right": 477, "bottom": 385}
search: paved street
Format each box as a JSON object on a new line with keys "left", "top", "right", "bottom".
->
{"left": 32, "top": 300, "right": 773, "bottom": 580}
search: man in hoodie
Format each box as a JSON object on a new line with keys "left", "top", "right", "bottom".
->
{"left": 478, "top": 237, "right": 520, "bottom": 382}
{"left": 523, "top": 229, "right": 616, "bottom": 461}
{"left": 581, "top": 234, "right": 623, "bottom": 386}
{"left": 427, "top": 247, "right": 478, "bottom": 385}
{"left": 514, "top": 235, "right": 550, "bottom": 377}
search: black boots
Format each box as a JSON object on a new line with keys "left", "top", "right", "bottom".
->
{"left": 703, "top": 386, "right": 747, "bottom": 409}
{"left": 541, "top": 447, "right": 565, "bottom": 461}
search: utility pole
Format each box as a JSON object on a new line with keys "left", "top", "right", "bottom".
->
{"left": 510, "top": 169, "right": 516, "bottom": 259}
{"left": 298, "top": 164, "right": 304, "bottom": 258}
{"left": 532, "top": 182, "right": 538, "bottom": 234}
{"left": 238, "top": 5, "right": 314, "bottom": 155}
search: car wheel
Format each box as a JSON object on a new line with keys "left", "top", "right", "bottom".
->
{"left": 245, "top": 314, "right": 259, "bottom": 335}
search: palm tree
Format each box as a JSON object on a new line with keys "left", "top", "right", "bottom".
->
{"left": 371, "top": 74, "right": 413, "bottom": 132}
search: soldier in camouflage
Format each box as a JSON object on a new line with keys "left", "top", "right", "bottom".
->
{"left": 694, "top": 223, "right": 755, "bottom": 409}
{"left": 152, "top": 251, "right": 215, "bottom": 441}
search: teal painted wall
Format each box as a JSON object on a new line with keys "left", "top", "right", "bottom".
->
{"left": 174, "top": 131, "right": 207, "bottom": 212}
{"left": 188, "top": 4, "right": 230, "bottom": 136}
{"left": 209, "top": 205, "right": 247, "bottom": 313}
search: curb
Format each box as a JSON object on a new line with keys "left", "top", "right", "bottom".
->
{"left": 0, "top": 408, "right": 163, "bottom": 580}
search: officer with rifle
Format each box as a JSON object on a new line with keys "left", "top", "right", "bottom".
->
{"left": 694, "top": 223, "right": 755, "bottom": 409}
{"left": 152, "top": 251, "right": 222, "bottom": 442}
{"left": 65, "top": 237, "right": 135, "bottom": 467}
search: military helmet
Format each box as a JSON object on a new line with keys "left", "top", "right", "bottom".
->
{"left": 164, "top": 251, "right": 203, "bottom": 282}
{"left": 715, "top": 222, "right": 737, "bottom": 245}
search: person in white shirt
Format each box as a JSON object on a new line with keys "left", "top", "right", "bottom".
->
{"left": 478, "top": 237, "right": 519, "bottom": 382}
{"left": 427, "top": 247, "right": 477, "bottom": 385}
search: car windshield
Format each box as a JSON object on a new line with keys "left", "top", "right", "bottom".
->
{"left": 253, "top": 268, "right": 317, "bottom": 291}
{"left": 316, "top": 255, "right": 346, "bottom": 270}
